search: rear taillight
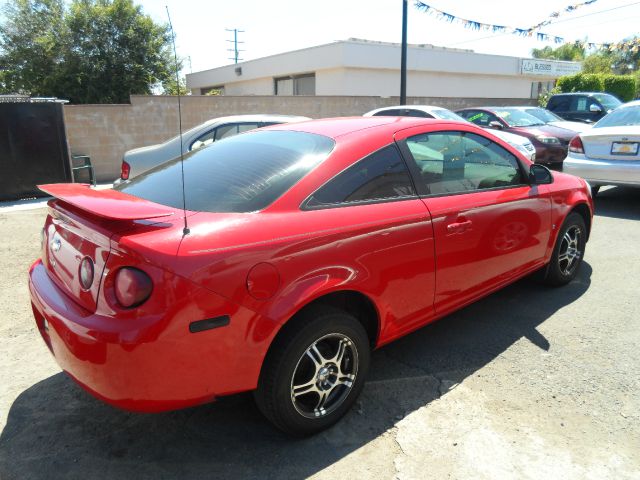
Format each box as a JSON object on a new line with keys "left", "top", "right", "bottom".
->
{"left": 114, "top": 267, "right": 153, "bottom": 308}
{"left": 79, "top": 256, "right": 94, "bottom": 290}
{"left": 569, "top": 136, "right": 584, "bottom": 154}
{"left": 120, "top": 161, "right": 131, "bottom": 180}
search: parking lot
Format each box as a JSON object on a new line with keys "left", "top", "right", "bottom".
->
{"left": 0, "top": 186, "right": 638, "bottom": 480}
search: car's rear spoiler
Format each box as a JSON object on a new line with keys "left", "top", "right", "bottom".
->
{"left": 38, "top": 184, "right": 176, "bottom": 220}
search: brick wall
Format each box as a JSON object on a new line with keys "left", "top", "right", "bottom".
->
{"left": 63, "top": 95, "right": 537, "bottom": 182}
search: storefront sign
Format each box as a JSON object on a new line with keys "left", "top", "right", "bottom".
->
{"left": 520, "top": 59, "right": 581, "bottom": 76}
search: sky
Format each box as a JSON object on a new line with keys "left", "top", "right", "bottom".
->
{"left": 133, "top": 0, "right": 640, "bottom": 74}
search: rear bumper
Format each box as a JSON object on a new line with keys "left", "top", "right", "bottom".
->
{"left": 563, "top": 154, "right": 640, "bottom": 187}
{"left": 28, "top": 259, "right": 265, "bottom": 412}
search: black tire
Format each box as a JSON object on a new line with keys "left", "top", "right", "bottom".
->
{"left": 543, "top": 212, "right": 587, "bottom": 286}
{"left": 254, "top": 306, "right": 370, "bottom": 436}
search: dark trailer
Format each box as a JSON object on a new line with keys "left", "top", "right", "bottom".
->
{"left": 0, "top": 96, "right": 72, "bottom": 201}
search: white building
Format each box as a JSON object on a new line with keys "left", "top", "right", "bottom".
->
{"left": 186, "top": 39, "right": 581, "bottom": 100}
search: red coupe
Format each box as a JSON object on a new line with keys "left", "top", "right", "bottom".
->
{"left": 29, "top": 117, "right": 593, "bottom": 436}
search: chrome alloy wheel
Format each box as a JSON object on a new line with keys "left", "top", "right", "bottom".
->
{"left": 558, "top": 225, "right": 582, "bottom": 276}
{"left": 290, "top": 333, "right": 358, "bottom": 419}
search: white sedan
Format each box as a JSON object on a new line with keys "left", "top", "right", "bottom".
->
{"left": 563, "top": 101, "right": 640, "bottom": 195}
{"left": 363, "top": 105, "right": 536, "bottom": 161}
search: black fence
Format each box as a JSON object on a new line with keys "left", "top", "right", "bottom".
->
{"left": 0, "top": 97, "right": 72, "bottom": 201}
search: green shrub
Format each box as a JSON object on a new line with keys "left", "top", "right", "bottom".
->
{"left": 556, "top": 72, "right": 637, "bottom": 102}
{"left": 558, "top": 73, "right": 604, "bottom": 92}
{"left": 602, "top": 75, "right": 636, "bottom": 102}
{"left": 580, "top": 74, "right": 605, "bottom": 91}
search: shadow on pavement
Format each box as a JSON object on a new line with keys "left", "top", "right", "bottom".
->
{"left": 0, "top": 263, "right": 592, "bottom": 480}
{"left": 594, "top": 187, "right": 640, "bottom": 221}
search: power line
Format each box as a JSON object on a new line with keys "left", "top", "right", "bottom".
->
{"left": 447, "top": 1, "right": 640, "bottom": 46}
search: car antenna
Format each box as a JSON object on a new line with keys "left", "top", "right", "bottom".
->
{"left": 166, "top": 6, "right": 189, "bottom": 236}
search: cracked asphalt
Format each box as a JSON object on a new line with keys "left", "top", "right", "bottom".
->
{"left": 0, "top": 186, "right": 639, "bottom": 480}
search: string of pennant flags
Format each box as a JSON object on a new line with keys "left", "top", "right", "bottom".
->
{"left": 413, "top": 1, "right": 640, "bottom": 52}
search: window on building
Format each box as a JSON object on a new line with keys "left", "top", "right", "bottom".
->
{"left": 275, "top": 74, "right": 316, "bottom": 95}
{"left": 201, "top": 86, "right": 225, "bottom": 96}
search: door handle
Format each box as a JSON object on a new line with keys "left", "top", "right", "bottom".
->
{"left": 447, "top": 220, "right": 473, "bottom": 234}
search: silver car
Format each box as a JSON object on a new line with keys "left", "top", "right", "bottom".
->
{"left": 117, "top": 114, "right": 311, "bottom": 182}
{"left": 563, "top": 101, "right": 640, "bottom": 195}
{"left": 363, "top": 105, "right": 536, "bottom": 161}
{"left": 512, "top": 106, "right": 591, "bottom": 134}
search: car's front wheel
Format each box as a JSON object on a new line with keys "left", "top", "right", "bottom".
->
{"left": 254, "top": 306, "right": 370, "bottom": 436}
{"left": 544, "top": 212, "right": 587, "bottom": 286}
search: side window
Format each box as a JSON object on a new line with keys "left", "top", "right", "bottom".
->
{"left": 549, "top": 97, "right": 569, "bottom": 111}
{"left": 571, "top": 96, "right": 588, "bottom": 112}
{"left": 373, "top": 109, "right": 403, "bottom": 117}
{"left": 306, "top": 145, "right": 416, "bottom": 208}
{"left": 215, "top": 124, "right": 239, "bottom": 140}
{"left": 405, "top": 109, "right": 432, "bottom": 118}
{"left": 404, "top": 131, "right": 523, "bottom": 195}
{"left": 191, "top": 123, "right": 262, "bottom": 151}
{"left": 237, "top": 123, "right": 260, "bottom": 134}
{"left": 190, "top": 129, "right": 216, "bottom": 151}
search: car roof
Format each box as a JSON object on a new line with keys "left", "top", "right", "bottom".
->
{"left": 364, "top": 105, "right": 448, "bottom": 115}
{"left": 265, "top": 116, "right": 471, "bottom": 139}
{"left": 550, "top": 92, "right": 612, "bottom": 97}
{"left": 618, "top": 100, "right": 640, "bottom": 108}
{"left": 199, "top": 114, "right": 311, "bottom": 128}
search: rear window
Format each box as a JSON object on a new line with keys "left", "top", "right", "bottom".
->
{"left": 115, "top": 130, "right": 334, "bottom": 213}
{"left": 594, "top": 105, "right": 640, "bottom": 128}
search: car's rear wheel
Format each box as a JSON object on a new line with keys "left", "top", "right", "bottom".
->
{"left": 254, "top": 306, "right": 370, "bottom": 436}
{"left": 544, "top": 212, "right": 586, "bottom": 286}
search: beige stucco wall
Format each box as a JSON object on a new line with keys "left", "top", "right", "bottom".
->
{"left": 64, "top": 94, "right": 536, "bottom": 182}
{"left": 317, "top": 67, "right": 536, "bottom": 98}
{"left": 223, "top": 78, "right": 274, "bottom": 96}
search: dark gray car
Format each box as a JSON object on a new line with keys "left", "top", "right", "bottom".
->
{"left": 547, "top": 92, "right": 622, "bottom": 124}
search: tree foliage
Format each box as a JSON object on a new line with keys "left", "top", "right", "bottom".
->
{"left": 162, "top": 75, "right": 189, "bottom": 95}
{"left": 0, "top": 0, "right": 177, "bottom": 103}
{"left": 532, "top": 43, "right": 585, "bottom": 62}
{"left": 582, "top": 54, "right": 613, "bottom": 74}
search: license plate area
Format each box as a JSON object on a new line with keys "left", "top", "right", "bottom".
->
{"left": 611, "top": 142, "right": 639, "bottom": 155}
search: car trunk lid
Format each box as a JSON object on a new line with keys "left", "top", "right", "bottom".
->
{"left": 581, "top": 127, "right": 640, "bottom": 161}
{"left": 39, "top": 184, "right": 183, "bottom": 312}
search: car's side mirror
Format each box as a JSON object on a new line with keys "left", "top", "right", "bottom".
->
{"left": 488, "top": 121, "right": 503, "bottom": 129}
{"left": 529, "top": 164, "right": 553, "bottom": 185}
{"left": 589, "top": 104, "right": 602, "bottom": 113}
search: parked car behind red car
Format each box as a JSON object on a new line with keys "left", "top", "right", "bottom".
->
{"left": 456, "top": 107, "right": 576, "bottom": 168}
{"left": 29, "top": 117, "right": 593, "bottom": 436}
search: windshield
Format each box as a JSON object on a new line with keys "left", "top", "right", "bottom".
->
{"left": 493, "top": 108, "right": 545, "bottom": 127}
{"left": 524, "top": 108, "right": 563, "bottom": 123}
{"left": 115, "top": 130, "right": 335, "bottom": 213}
{"left": 593, "top": 94, "right": 622, "bottom": 110}
{"left": 433, "top": 109, "right": 467, "bottom": 121}
{"left": 594, "top": 106, "right": 640, "bottom": 128}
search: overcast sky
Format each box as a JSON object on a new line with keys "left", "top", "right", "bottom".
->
{"left": 136, "top": 0, "right": 640, "bottom": 74}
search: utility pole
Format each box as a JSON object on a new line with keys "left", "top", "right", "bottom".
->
{"left": 226, "top": 28, "right": 244, "bottom": 64}
{"left": 400, "top": 0, "right": 408, "bottom": 105}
